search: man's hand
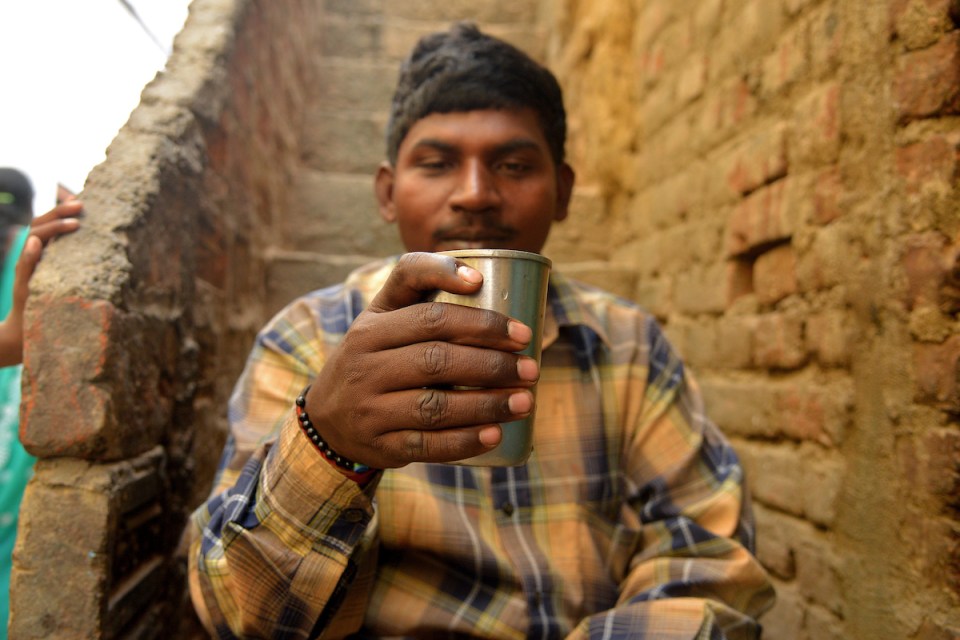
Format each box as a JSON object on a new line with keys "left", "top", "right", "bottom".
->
{"left": 305, "top": 252, "right": 540, "bottom": 468}
{"left": 0, "top": 199, "right": 82, "bottom": 367}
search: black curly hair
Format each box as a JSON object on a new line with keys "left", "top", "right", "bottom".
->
{"left": 385, "top": 22, "right": 567, "bottom": 166}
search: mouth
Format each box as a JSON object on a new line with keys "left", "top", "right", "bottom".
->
{"left": 434, "top": 227, "right": 514, "bottom": 251}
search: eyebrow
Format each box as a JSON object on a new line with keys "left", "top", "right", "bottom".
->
{"left": 409, "top": 138, "right": 544, "bottom": 156}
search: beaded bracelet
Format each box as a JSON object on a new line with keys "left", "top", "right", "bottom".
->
{"left": 296, "top": 385, "right": 372, "bottom": 475}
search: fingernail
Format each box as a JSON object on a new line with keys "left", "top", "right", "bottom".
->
{"left": 479, "top": 426, "right": 501, "bottom": 447}
{"left": 457, "top": 265, "right": 482, "bottom": 284}
{"left": 508, "top": 321, "right": 532, "bottom": 344}
{"left": 516, "top": 357, "right": 539, "bottom": 382}
{"left": 508, "top": 391, "right": 533, "bottom": 414}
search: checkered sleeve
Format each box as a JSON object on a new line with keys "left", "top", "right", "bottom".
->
{"left": 187, "top": 287, "right": 381, "bottom": 638}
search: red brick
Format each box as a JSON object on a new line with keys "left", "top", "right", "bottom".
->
{"left": 726, "top": 124, "right": 789, "bottom": 196}
{"left": 775, "top": 386, "right": 830, "bottom": 443}
{"left": 807, "top": 310, "right": 853, "bottom": 366}
{"left": 895, "top": 31, "right": 960, "bottom": 120}
{"left": 912, "top": 334, "right": 960, "bottom": 411}
{"left": 896, "top": 136, "right": 959, "bottom": 194}
{"left": 762, "top": 22, "right": 808, "bottom": 95}
{"left": 890, "top": 0, "right": 957, "bottom": 46}
{"left": 813, "top": 166, "right": 844, "bottom": 225}
{"left": 754, "top": 312, "right": 807, "bottom": 369}
{"left": 902, "top": 232, "right": 950, "bottom": 310}
{"left": 726, "top": 259, "right": 755, "bottom": 305}
{"left": 754, "top": 244, "right": 798, "bottom": 305}
{"left": 725, "top": 179, "right": 793, "bottom": 257}
{"left": 791, "top": 83, "right": 842, "bottom": 167}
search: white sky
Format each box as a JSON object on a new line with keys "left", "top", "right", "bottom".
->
{"left": 0, "top": 0, "right": 192, "bottom": 211}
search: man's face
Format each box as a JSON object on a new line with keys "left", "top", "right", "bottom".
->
{"left": 375, "top": 108, "right": 575, "bottom": 254}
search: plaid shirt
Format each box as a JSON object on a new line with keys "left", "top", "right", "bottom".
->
{"left": 189, "top": 258, "right": 774, "bottom": 639}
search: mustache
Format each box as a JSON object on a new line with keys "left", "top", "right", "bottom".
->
{"left": 432, "top": 220, "right": 516, "bottom": 241}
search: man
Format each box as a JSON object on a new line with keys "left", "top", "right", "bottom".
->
{"left": 0, "top": 167, "right": 81, "bottom": 636}
{"left": 189, "top": 23, "right": 774, "bottom": 639}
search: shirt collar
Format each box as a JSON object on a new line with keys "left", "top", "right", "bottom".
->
{"left": 542, "top": 270, "right": 609, "bottom": 351}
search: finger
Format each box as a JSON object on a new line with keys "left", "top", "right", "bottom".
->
{"left": 30, "top": 200, "right": 83, "bottom": 226}
{"left": 350, "top": 302, "right": 533, "bottom": 353}
{"left": 365, "top": 342, "right": 539, "bottom": 391}
{"left": 368, "top": 252, "right": 483, "bottom": 313}
{"left": 384, "top": 424, "right": 504, "bottom": 465}
{"left": 28, "top": 217, "right": 80, "bottom": 244}
{"left": 361, "top": 386, "right": 534, "bottom": 434}
{"left": 11, "top": 235, "right": 43, "bottom": 313}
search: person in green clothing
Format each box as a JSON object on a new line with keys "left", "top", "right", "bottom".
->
{"left": 0, "top": 168, "right": 82, "bottom": 636}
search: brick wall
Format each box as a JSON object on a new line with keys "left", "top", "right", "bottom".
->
{"left": 541, "top": 0, "right": 960, "bottom": 638}
{"left": 8, "top": 0, "right": 958, "bottom": 637}
{"left": 10, "top": 1, "right": 320, "bottom": 637}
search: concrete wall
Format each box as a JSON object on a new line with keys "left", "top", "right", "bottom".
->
{"left": 8, "top": 0, "right": 959, "bottom": 637}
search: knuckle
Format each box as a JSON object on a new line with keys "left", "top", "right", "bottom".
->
{"left": 416, "top": 388, "right": 448, "bottom": 428}
{"left": 402, "top": 430, "right": 428, "bottom": 459}
{"left": 420, "top": 342, "right": 448, "bottom": 376}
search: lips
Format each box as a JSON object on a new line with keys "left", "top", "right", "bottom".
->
{"left": 434, "top": 227, "right": 514, "bottom": 251}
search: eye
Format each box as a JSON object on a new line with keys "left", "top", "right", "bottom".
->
{"left": 497, "top": 160, "right": 532, "bottom": 176}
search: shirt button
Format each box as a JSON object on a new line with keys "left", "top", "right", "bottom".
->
{"left": 342, "top": 508, "right": 365, "bottom": 523}
{"left": 500, "top": 501, "right": 514, "bottom": 516}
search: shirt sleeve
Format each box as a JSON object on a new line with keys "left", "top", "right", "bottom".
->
{"left": 187, "top": 296, "right": 381, "bottom": 639}
{"left": 568, "top": 318, "right": 775, "bottom": 640}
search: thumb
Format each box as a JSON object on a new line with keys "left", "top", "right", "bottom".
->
{"left": 368, "top": 252, "right": 483, "bottom": 314}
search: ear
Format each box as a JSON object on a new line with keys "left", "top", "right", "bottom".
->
{"left": 553, "top": 163, "right": 575, "bottom": 222}
{"left": 374, "top": 162, "right": 397, "bottom": 223}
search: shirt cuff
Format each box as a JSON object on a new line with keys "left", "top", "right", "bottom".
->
{"left": 260, "top": 412, "right": 380, "bottom": 550}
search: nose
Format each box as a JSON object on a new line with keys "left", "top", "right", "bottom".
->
{"left": 449, "top": 159, "right": 500, "bottom": 213}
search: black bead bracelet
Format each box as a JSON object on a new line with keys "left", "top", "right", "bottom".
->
{"left": 296, "top": 385, "right": 371, "bottom": 474}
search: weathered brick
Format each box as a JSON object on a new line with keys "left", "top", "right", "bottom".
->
{"left": 700, "top": 378, "right": 776, "bottom": 438}
{"left": 318, "top": 13, "right": 383, "bottom": 58}
{"left": 795, "top": 221, "right": 853, "bottom": 292}
{"left": 912, "top": 334, "right": 960, "bottom": 411}
{"left": 738, "top": 440, "right": 804, "bottom": 515}
{"left": 758, "top": 582, "right": 805, "bottom": 639}
{"left": 791, "top": 82, "right": 842, "bottom": 167}
{"left": 806, "top": 309, "right": 853, "bottom": 367}
{"left": 800, "top": 451, "right": 845, "bottom": 526}
{"left": 753, "top": 505, "right": 800, "bottom": 579}
{"left": 895, "top": 31, "right": 960, "bottom": 121}
{"left": 725, "top": 179, "right": 795, "bottom": 257}
{"left": 761, "top": 20, "right": 809, "bottom": 95}
{"left": 725, "top": 124, "right": 789, "bottom": 197}
{"left": 716, "top": 314, "right": 757, "bottom": 368}
{"left": 805, "top": 604, "right": 847, "bottom": 640}
{"left": 675, "top": 54, "right": 707, "bottom": 105}
{"left": 901, "top": 232, "right": 950, "bottom": 310}
{"left": 812, "top": 166, "right": 844, "bottom": 225}
{"left": 754, "top": 244, "right": 798, "bottom": 305}
{"left": 809, "top": 3, "right": 843, "bottom": 76}
{"left": 754, "top": 311, "right": 807, "bottom": 369}
{"left": 896, "top": 135, "right": 959, "bottom": 195}
{"left": 673, "top": 262, "right": 730, "bottom": 314}
{"left": 890, "top": 0, "right": 957, "bottom": 49}
{"left": 697, "top": 77, "right": 758, "bottom": 143}
{"left": 795, "top": 536, "right": 845, "bottom": 615}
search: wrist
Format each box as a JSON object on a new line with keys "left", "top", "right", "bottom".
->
{"left": 295, "top": 385, "right": 377, "bottom": 482}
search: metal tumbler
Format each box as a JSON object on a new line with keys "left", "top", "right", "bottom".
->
{"left": 429, "top": 249, "right": 552, "bottom": 466}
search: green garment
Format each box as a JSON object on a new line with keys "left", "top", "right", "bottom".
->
{"left": 0, "top": 229, "right": 32, "bottom": 638}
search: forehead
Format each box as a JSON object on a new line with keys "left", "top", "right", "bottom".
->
{"left": 398, "top": 108, "right": 550, "bottom": 155}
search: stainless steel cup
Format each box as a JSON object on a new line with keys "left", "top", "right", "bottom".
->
{"left": 429, "top": 249, "right": 552, "bottom": 466}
